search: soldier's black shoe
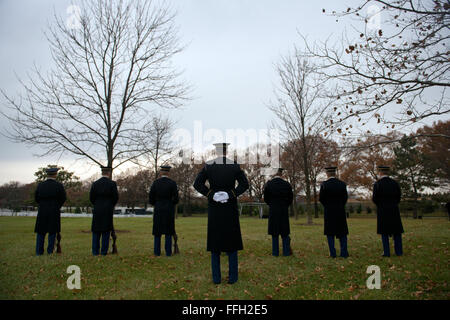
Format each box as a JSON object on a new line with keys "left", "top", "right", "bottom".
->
{"left": 213, "top": 281, "right": 221, "bottom": 285}
{"left": 340, "top": 255, "right": 349, "bottom": 258}
{"left": 227, "top": 280, "right": 237, "bottom": 285}
{"left": 381, "top": 254, "right": 390, "bottom": 257}
{"left": 330, "top": 255, "right": 337, "bottom": 259}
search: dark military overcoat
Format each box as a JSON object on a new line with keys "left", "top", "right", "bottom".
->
{"left": 149, "top": 176, "right": 179, "bottom": 236}
{"left": 90, "top": 177, "right": 119, "bottom": 233}
{"left": 319, "top": 177, "right": 349, "bottom": 237}
{"left": 372, "top": 176, "right": 404, "bottom": 235}
{"left": 193, "top": 157, "right": 249, "bottom": 252}
{"left": 263, "top": 177, "right": 293, "bottom": 237}
{"left": 34, "top": 179, "right": 67, "bottom": 234}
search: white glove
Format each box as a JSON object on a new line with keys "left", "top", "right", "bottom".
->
{"left": 213, "top": 191, "right": 229, "bottom": 203}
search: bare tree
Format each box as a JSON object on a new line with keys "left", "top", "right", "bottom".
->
{"left": 304, "top": 0, "right": 449, "bottom": 137}
{"left": 1, "top": 0, "right": 189, "bottom": 176}
{"left": 171, "top": 151, "right": 202, "bottom": 217}
{"left": 132, "top": 114, "right": 176, "bottom": 177}
{"left": 269, "top": 51, "right": 333, "bottom": 224}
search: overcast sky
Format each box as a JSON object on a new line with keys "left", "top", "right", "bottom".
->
{"left": 1, "top": 0, "right": 441, "bottom": 184}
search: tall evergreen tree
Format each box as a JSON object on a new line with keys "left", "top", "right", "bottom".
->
{"left": 393, "top": 136, "right": 438, "bottom": 218}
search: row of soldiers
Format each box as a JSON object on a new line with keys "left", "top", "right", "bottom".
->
{"left": 33, "top": 143, "right": 405, "bottom": 285}
{"left": 264, "top": 164, "right": 404, "bottom": 259}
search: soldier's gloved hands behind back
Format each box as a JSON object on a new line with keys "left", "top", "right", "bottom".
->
{"left": 213, "top": 191, "right": 229, "bottom": 203}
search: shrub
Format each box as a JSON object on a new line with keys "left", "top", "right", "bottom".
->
{"left": 357, "top": 204, "right": 362, "bottom": 214}
{"left": 298, "top": 205, "right": 305, "bottom": 215}
{"left": 348, "top": 205, "right": 354, "bottom": 214}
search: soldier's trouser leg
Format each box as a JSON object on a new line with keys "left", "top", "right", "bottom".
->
{"left": 282, "top": 236, "right": 291, "bottom": 256}
{"left": 339, "top": 235, "right": 348, "bottom": 258}
{"left": 47, "top": 233, "right": 56, "bottom": 254}
{"left": 381, "top": 234, "right": 390, "bottom": 256}
{"left": 227, "top": 251, "right": 238, "bottom": 284}
{"left": 36, "top": 233, "right": 45, "bottom": 256}
{"left": 100, "top": 231, "right": 110, "bottom": 256}
{"left": 393, "top": 234, "right": 403, "bottom": 256}
{"left": 272, "top": 236, "right": 279, "bottom": 256}
{"left": 165, "top": 235, "right": 172, "bottom": 256}
{"left": 327, "top": 236, "right": 337, "bottom": 257}
{"left": 92, "top": 232, "right": 100, "bottom": 256}
{"left": 211, "top": 251, "right": 221, "bottom": 284}
{"left": 154, "top": 236, "right": 161, "bottom": 256}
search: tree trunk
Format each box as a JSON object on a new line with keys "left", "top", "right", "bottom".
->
{"left": 187, "top": 189, "right": 192, "bottom": 216}
{"left": 410, "top": 172, "right": 419, "bottom": 219}
{"left": 292, "top": 195, "right": 299, "bottom": 220}
{"left": 302, "top": 146, "right": 313, "bottom": 225}
{"left": 413, "top": 194, "right": 419, "bottom": 219}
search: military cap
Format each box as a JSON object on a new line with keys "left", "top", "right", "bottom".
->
{"left": 377, "top": 165, "right": 390, "bottom": 172}
{"left": 100, "top": 165, "right": 112, "bottom": 172}
{"left": 160, "top": 165, "right": 172, "bottom": 172}
{"left": 46, "top": 167, "right": 59, "bottom": 175}
{"left": 325, "top": 166, "right": 337, "bottom": 173}
{"left": 214, "top": 142, "right": 230, "bottom": 154}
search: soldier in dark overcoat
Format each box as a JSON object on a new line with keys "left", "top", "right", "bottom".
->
{"left": 372, "top": 165, "right": 404, "bottom": 257}
{"left": 149, "top": 165, "right": 179, "bottom": 256}
{"left": 319, "top": 166, "right": 349, "bottom": 258}
{"left": 263, "top": 168, "right": 293, "bottom": 256}
{"left": 193, "top": 143, "right": 249, "bottom": 284}
{"left": 90, "top": 166, "right": 119, "bottom": 256}
{"left": 34, "top": 167, "right": 67, "bottom": 255}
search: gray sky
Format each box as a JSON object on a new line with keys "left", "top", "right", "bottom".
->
{"left": 1, "top": 0, "right": 440, "bottom": 184}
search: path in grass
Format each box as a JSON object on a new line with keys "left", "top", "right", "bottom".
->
{"left": 0, "top": 216, "right": 448, "bottom": 300}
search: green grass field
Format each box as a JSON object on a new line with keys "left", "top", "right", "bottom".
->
{"left": 0, "top": 216, "right": 448, "bottom": 300}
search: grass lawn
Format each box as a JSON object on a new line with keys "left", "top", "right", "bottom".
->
{"left": 0, "top": 216, "right": 448, "bottom": 300}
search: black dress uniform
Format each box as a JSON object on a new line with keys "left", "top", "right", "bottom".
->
{"left": 319, "top": 167, "right": 349, "bottom": 258}
{"left": 263, "top": 170, "right": 293, "bottom": 256}
{"left": 193, "top": 143, "right": 249, "bottom": 284}
{"left": 372, "top": 167, "right": 404, "bottom": 256}
{"left": 90, "top": 169, "right": 119, "bottom": 256}
{"left": 34, "top": 168, "right": 66, "bottom": 255}
{"left": 149, "top": 166, "right": 179, "bottom": 256}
